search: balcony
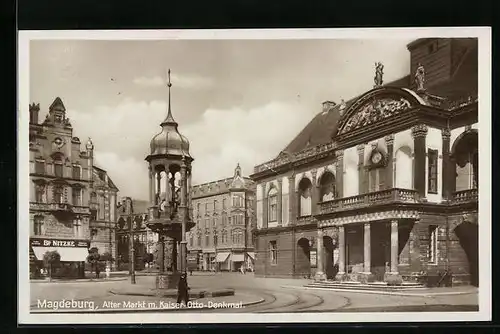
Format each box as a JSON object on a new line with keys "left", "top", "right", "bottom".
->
{"left": 319, "top": 188, "right": 419, "bottom": 215}
{"left": 29, "top": 202, "right": 91, "bottom": 215}
{"left": 30, "top": 202, "right": 72, "bottom": 212}
{"left": 452, "top": 188, "right": 478, "bottom": 204}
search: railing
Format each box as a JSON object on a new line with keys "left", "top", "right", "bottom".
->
{"left": 452, "top": 188, "right": 478, "bottom": 203}
{"left": 30, "top": 202, "right": 73, "bottom": 212}
{"left": 319, "top": 188, "right": 419, "bottom": 214}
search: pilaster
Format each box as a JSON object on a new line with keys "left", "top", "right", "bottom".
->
{"left": 411, "top": 124, "right": 428, "bottom": 199}
{"left": 385, "top": 134, "right": 395, "bottom": 188}
{"left": 441, "top": 128, "right": 451, "bottom": 200}
{"left": 357, "top": 144, "right": 366, "bottom": 194}
{"left": 335, "top": 150, "right": 344, "bottom": 198}
{"left": 277, "top": 178, "right": 283, "bottom": 225}
{"left": 261, "top": 184, "right": 268, "bottom": 229}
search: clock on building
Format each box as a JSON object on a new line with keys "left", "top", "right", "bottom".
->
{"left": 371, "top": 151, "right": 383, "bottom": 164}
{"left": 54, "top": 137, "right": 65, "bottom": 148}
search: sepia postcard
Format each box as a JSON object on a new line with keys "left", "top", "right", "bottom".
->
{"left": 18, "top": 27, "right": 491, "bottom": 325}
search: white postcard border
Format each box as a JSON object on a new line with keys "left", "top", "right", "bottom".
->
{"left": 18, "top": 27, "right": 492, "bottom": 324}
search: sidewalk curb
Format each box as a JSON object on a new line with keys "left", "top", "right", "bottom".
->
{"left": 280, "top": 285, "right": 478, "bottom": 297}
{"left": 109, "top": 288, "right": 235, "bottom": 299}
{"left": 30, "top": 277, "right": 129, "bottom": 284}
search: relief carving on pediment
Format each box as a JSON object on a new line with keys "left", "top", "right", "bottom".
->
{"left": 339, "top": 98, "right": 412, "bottom": 135}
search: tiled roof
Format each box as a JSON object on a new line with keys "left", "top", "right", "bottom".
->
{"left": 280, "top": 41, "right": 477, "bottom": 155}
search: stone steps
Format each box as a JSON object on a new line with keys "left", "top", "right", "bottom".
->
{"left": 304, "top": 281, "right": 426, "bottom": 291}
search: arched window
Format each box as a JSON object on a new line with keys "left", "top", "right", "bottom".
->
{"left": 395, "top": 146, "right": 413, "bottom": 189}
{"left": 452, "top": 130, "right": 478, "bottom": 191}
{"left": 298, "top": 178, "right": 312, "bottom": 217}
{"left": 319, "top": 171, "right": 336, "bottom": 201}
{"left": 268, "top": 187, "right": 278, "bottom": 222}
{"left": 197, "top": 233, "right": 202, "bottom": 247}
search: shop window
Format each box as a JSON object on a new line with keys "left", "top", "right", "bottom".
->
{"left": 268, "top": 187, "right": 278, "bottom": 222}
{"left": 428, "top": 225, "right": 438, "bottom": 264}
{"left": 270, "top": 240, "right": 278, "bottom": 265}
{"left": 428, "top": 149, "right": 438, "bottom": 194}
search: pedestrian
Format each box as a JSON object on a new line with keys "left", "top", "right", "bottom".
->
{"left": 95, "top": 265, "right": 100, "bottom": 279}
{"left": 177, "top": 272, "right": 190, "bottom": 306}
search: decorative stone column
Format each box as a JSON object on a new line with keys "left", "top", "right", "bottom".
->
{"left": 360, "top": 223, "right": 374, "bottom": 282}
{"left": 148, "top": 166, "right": 154, "bottom": 204}
{"left": 357, "top": 144, "right": 366, "bottom": 194}
{"left": 335, "top": 151, "right": 344, "bottom": 198}
{"left": 314, "top": 229, "right": 327, "bottom": 281}
{"left": 277, "top": 179, "right": 283, "bottom": 225}
{"left": 335, "top": 225, "right": 346, "bottom": 281}
{"left": 384, "top": 220, "right": 403, "bottom": 285}
{"left": 411, "top": 124, "right": 428, "bottom": 200}
{"left": 156, "top": 172, "right": 162, "bottom": 205}
{"left": 179, "top": 158, "right": 188, "bottom": 274}
{"left": 385, "top": 134, "right": 395, "bottom": 188}
{"left": 288, "top": 174, "right": 297, "bottom": 277}
{"left": 441, "top": 128, "right": 451, "bottom": 200}
{"left": 288, "top": 174, "right": 297, "bottom": 225}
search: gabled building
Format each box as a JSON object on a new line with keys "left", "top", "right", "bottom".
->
{"left": 251, "top": 38, "right": 479, "bottom": 286}
{"left": 29, "top": 97, "right": 119, "bottom": 277}
{"left": 188, "top": 164, "right": 256, "bottom": 271}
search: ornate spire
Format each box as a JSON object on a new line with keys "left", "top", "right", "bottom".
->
{"left": 161, "top": 69, "right": 177, "bottom": 126}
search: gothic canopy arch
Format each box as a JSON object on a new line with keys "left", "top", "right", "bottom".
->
{"left": 336, "top": 87, "right": 427, "bottom": 136}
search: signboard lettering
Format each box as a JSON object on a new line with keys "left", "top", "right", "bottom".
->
{"left": 30, "top": 238, "right": 90, "bottom": 248}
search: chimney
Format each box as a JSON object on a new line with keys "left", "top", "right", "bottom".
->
{"left": 321, "top": 100, "right": 337, "bottom": 114}
{"left": 29, "top": 103, "right": 40, "bottom": 124}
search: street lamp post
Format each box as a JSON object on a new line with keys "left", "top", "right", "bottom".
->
{"left": 129, "top": 219, "right": 136, "bottom": 284}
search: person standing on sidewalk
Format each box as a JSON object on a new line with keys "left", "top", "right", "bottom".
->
{"left": 177, "top": 273, "right": 190, "bottom": 306}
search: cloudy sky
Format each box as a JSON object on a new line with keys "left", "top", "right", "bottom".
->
{"left": 30, "top": 37, "right": 414, "bottom": 200}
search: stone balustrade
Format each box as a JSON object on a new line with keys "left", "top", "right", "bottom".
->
{"left": 319, "top": 188, "right": 419, "bottom": 214}
{"left": 452, "top": 188, "right": 478, "bottom": 203}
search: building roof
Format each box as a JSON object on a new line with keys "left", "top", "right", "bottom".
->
{"left": 279, "top": 41, "right": 477, "bottom": 155}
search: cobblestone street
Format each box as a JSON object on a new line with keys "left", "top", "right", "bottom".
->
{"left": 30, "top": 272, "right": 479, "bottom": 313}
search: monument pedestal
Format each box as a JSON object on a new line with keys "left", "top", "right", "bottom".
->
{"left": 156, "top": 272, "right": 181, "bottom": 290}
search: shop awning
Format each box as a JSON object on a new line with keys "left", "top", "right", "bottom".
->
{"left": 246, "top": 252, "right": 255, "bottom": 260}
{"left": 231, "top": 254, "right": 244, "bottom": 262}
{"left": 32, "top": 247, "right": 89, "bottom": 262}
{"left": 215, "top": 252, "right": 230, "bottom": 263}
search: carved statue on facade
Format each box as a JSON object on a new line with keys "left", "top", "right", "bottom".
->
{"left": 374, "top": 62, "right": 384, "bottom": 87}
{"left": 86, "top": 137, "right": 94, "bottom": 151}
{"left": 415, "top": 63, "right": 426, "bottom": 91}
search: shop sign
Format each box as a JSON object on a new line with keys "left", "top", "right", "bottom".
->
{"left": 30, "top": 238, "right": 90, "bottom": 248}
{"left": 310, "top": 250, "right": 317, "bottom": 268}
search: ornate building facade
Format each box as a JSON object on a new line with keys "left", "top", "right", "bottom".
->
{"left": 116, "top": 197, "right": 153, "bottom": 270}
{"left": 251, "top": 38, "right": 479, "bottom": 286}
{"left": 29, "top": 97, "right": 119, "bottom": 277}
{"left": 188, "top": 164, "right": 256, "bottom": 272}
